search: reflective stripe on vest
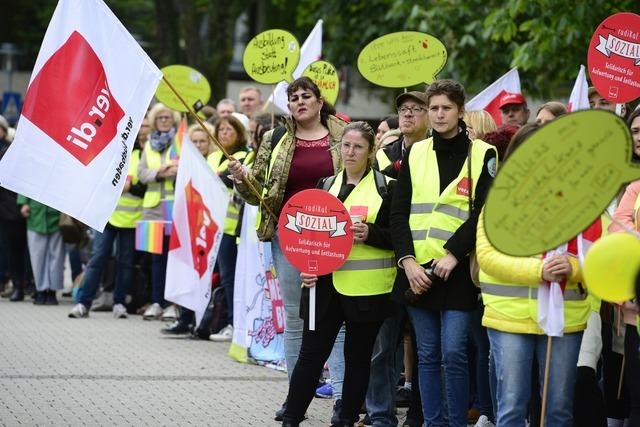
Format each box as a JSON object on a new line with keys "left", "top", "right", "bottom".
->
{"left": 207, "top": 150, "right": 248, "bottom": 235}
{"left": 408, "top": 138, "right": 496, "bottom": 264}
{"left": 109, "top": 149, "right": 143, "bottom": 228}
{"left": 142, "top": 145, "right": 175, "bottom": 209}
{"left": 329, "top": 170, "right": 396, "bottom": 296}
{"left": 480, "top": 282, "right": 587, "bottom": 301}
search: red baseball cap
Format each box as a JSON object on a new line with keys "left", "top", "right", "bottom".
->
{"left": 498, "top": 92, "right": 527, "bottom": 109}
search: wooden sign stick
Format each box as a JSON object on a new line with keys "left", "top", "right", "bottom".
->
{"left": 539, "top": 336, "right": 553, "bottom": 427}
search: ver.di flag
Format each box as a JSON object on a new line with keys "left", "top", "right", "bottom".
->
{"left": 466, "top": 68, "right": 521, "bottom": 126}
{"left": 0, "top": 0, "right": 162, "bottom": 231}
{"left": 165, "top": 133, "right": 228, "bottom": 326}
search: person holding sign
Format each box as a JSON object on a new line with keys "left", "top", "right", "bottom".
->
{"left": 138, "top": 103, "right": 180, "bottom": 321}
{"left": 281, "top": 121, "right": 395, "bottom": 427}
{"left": 229, "top": 77, "right": 347, "bottom": 420}
{"left": 390, "top": 80, "right": 497, "bottom": 427}
{"left": 476, "top": 124, "right": 591, "bottom": 427}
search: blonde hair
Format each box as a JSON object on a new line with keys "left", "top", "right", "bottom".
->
{"left": 187, "top": 123, "right": 216, "bottom": 155}
{"left": 147, "top": 103, "right": 181, "bottom": 132}
{"left": 463, "top": 110, "right": 497, "bottom": 140}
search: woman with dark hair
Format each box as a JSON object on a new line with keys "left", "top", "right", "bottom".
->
{"left": 229, "top": 77, "right": 348, "bottom": 421}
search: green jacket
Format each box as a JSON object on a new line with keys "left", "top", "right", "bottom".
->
{"left": 16, "top": 196, "right": 60, "bottom": 234}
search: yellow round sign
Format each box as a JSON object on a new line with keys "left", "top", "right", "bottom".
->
{"left": 156, "top": 65, "right": 211, "bottom": 113}
{"left": 357, "top": 31, "right": 447, "bottom": 88}
{"left": 484, "top": 110, "right": 639, "bottom": 256}
{"left": 301, "top": 60, "right": 339, "bottom": 105}
{"left": 243, "top": 29, "right": 300, "bottom": 84}
{"left": 584, "top": 232, "right": 640, "bottom": 302}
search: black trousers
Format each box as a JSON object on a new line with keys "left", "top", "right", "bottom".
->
{"left": 0, "top": 220, "right": 27, "bottom": 287}
{"left": 283, "top": 293, "right": 383, "bottom": 424}
{"left": 624, "top": 324, "right": 640, "bottom": 426}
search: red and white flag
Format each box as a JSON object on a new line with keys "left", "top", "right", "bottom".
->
{"left": 466, "top": 68, "right": 522, "bottom": 126}
{"left": 567, "top": 65, "right": 590, "bottom": 112}
{"left": 165, "top": 132, "right": 228, "bottom": 326}
{"left": 268, "top": 20, "right": 323, "bottom": 114}
{"left": 0, "top": 0, "right": 161, "bottom": 231}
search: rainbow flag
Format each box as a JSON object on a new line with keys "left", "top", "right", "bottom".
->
{"left": 135, "top": 220, "right": 166, "bottom": 254}
{"left": 169, "top": 116, "right": 188, "bottom": 161}
{"left": 161, "top": 199, "right": 174, "bottom": 222}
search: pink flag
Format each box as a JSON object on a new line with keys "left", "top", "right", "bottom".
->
{"left": 165, "top": 132, "right": 229, "bottom": 326}
{"left": 466, "top": 68, "right": 522, "bottom": 126}
{"left": 567, "top": 65, "right": 590, "bottom": 112}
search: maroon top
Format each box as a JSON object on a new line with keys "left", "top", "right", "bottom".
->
{"left": 283, "top": 134, "right": 333, "bottom": 206}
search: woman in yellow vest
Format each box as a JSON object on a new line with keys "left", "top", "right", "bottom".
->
{"left": 68, "top": 118, "right": 148, "bottom": 319}
{"left": 206, "top": 115, "right": 249, "bottom": 342}
{"left": 229, "top": 77, "right": 347, "bottom": 421}
{"left": 138, "top": 103, "right": 180, "bottom": 320}
{"left": 390, "top": 80, "right": 497, "bottom": 427}
{"left": 477, "top": 124, "right": 591, "bottom": 426}
{"left": 280, "top": 121, "right": 395, "bottom": 427}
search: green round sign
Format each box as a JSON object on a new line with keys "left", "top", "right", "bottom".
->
{"left": 156, "top": 65, "right": 211, "bottom": 112}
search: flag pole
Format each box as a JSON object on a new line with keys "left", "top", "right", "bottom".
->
{"left": 540, "top": 336, "right": 553, "bottom": 427}
{"left": 161, "top": 76, "right": 277, "bottom": 221}
{"left": 271, "top": 84, "right": 276, "bottom": 129}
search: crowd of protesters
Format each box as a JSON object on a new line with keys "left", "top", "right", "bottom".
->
{"left": 1, "top": 76, "right": 639, "bottom": 427}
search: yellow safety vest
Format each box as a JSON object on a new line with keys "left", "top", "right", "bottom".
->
{"left": 328, "top": 170, "right": 396, "bottom": 296}
{"left": 375, "top": 149, "right": 392, "bottom": 171}
{"left": 109, "top": 149, "right": 143, "bottom": 228}
{"left": 480, "top": 260, "right": 590, "bottom": 334}
{"left": 255, "top": 131, "right": 289, "bottom": 231}
{"left": 142, "top": 146, "right": 175, "bottom": 209}
{"left": 408, "top": 138, "right": 496, "bottom": 264}
{"left": 207, "top": 150, "right": 248, "bottom": 236}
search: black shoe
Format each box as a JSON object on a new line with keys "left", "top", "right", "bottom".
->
{"left": 44, "top": 290, "right": 58, "bottom": 305}
{"left": 275, "top": 398, "right": 288, "bottom": 421}
{"left": 161, "top": 321, "right": 191, "bottom": 335}
{"left": 331, "top": 399, "right": 343, "bottom": 425}
{"left": 396, "top": 386, "right": 411, "bottom": 408}
{"left": 33, "top": 291, "right": 46, "bottom": 305}
{"left": 281, "top": 419, "right": 299, "bottom": 427}
{"left": 9, "top": 287, "right": 24, "bottom": 302}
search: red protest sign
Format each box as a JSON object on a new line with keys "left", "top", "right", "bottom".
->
{"left": 588, "top": 12, "right": 640, "bottom": 103}
{"left": 278, "top": 189, "right": 353, "bottom": 275}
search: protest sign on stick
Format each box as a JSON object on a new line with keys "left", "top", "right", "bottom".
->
{"left": 278, "top": 189, "right": 353, "bottom": 330}
{"left": 301, "top": 60, "right": 340, "bottom": 105}
{"left": 357, "top": 31, "right": 447, "bottom": 88}
{"left": 155, "top": 65, "right": 211, "bottom": 113}
{"left": 243, "top": 29, "right": 300, "bottom": 85}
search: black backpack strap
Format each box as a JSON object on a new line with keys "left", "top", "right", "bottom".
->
{"left": 271, "top": 126, "right": 287, "bottom": 149}
{"left": 373, "top": 169, "right": 388, "bottom": 198}
{"left": 321, "top": 175, "right": 337, "bottom": 192}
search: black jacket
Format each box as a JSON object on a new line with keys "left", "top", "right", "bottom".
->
{"left": 390, "top": 122, "right": 496, "bottom": 311}
{"left": 0, "top": 140, "right": 23, "bottom": 222}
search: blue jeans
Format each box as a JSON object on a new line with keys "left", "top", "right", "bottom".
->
{"left": 470, "top": 302, "right": 494, "bottom": 421}
{"left": 151, "top": 236, "right": 169, "bottom": 306}
{"left": 271, "top": 232, "right": 345, "bottom": 399}
{"left": 79, "top": 224, "right": 134, "bottom": 307}
{"left": 407, "top": 306, "right": 472, "bottom": 427}
{"left": 366, "top": 302, "right": 406, "bottom": 426}
{"left": 488, "top": 329, "right": 582, "bottom": 427}
{"left": 217, "top": 233, "right": 237, "bottom": 325}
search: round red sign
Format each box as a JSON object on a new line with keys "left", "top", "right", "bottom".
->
{"left": 278, "top": 189, "right": 353, "bottom": 275}
{"left": 588, "top": 12, "right": 640, "bottom": 103}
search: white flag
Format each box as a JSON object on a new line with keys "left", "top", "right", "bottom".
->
{"left": 466, "top": 68, "right": 521, "bottom": 126}
{"left": 567, "top": 65, "right": 590, "bottom": 112}
{"left": 0, "top": 0, "right": 161, "bottom": 231}
{"left": 267, "top": 20, "right": 323, "bottom": 114}
{"left": 538, "top": 244, "right": 568, "bottom": 337}
{"left": 165, "top": 135, "right": 228, "bottom": 326}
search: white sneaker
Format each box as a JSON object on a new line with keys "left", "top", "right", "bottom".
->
{"left": 90, "top": 291, "right": 113, "bottom": 311}
{"left": 113, "top": 303, "right": 128, "bottom": 319}
{"left": 209, "top": 324, "right": 233, "bottom": 342}
{"left": 143, "top": 303, "right": 162, "bottom": 320}
{"left": 475, "top": 415, "right": 495, "bottom": 427}
{"left": 68, "top": 303, "right": 89, "bottom": 318}
{"left": 161, "top": 304, "right": 178, "bottom": 321}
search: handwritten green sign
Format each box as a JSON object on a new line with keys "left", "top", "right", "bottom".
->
{"left": 357, "top": 31, "right": 447, "bottom": 88}
{"left": 301, "top": 60, "right": 340, "bottom": 105}
{"left": 243, "top": 29, "right": 300, "bottom": 84}
{"left": 484, "top": 110, "right": 639, "bottom": 256}
{"left": 156, "top": 65, "right": 211, "bottom": 113}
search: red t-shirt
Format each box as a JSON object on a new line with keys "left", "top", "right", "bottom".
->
{"left": 283, "top": 134, "right": 334, "bottom": 206}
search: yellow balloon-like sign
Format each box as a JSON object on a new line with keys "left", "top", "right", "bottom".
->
{"left": 357, "top": 31, "right": 447, "bottom": 88}
{"left": 156, "top": 65, "right": 211, "bottom": 113}
{"left": 301, "top": 60, "right": 340, "bottom": 105}
{"left": 243, "top": 29, "right": 300, "bottom": 84}
{"left": 484, "top": 110, "right": 639, "bottom": 256}
{"left": 583, "top": 233, "right": 640, "bottom": 302}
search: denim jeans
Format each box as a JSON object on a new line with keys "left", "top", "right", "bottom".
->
{"left": 470, "top": 302, "right": 494, "bottom": 421}
{"left": 151, "top": 236, "right": 169, "bottom": 307}
{"left": 79, "top": 224, "right": 135, "bottom": 307}
{"left": 407, "top": 306, "right": 472, "bottom": 427}
{"left": 488, "top": 329, "right": 583, "bottom": 427}
{"left": 366, "top": 302, "right": 406, "bottom": 426}
{"left": 217, "top": 233, "right": 237, "bottom": 325}
{"left": 271, "top": 232, "right": 345, "bottom": 399}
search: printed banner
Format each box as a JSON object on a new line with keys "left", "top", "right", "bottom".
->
{"left": 0, "top": 0, "right": 162, "bottom": 231}
{"left": 284, "top": 211, "right": 347, "bottom": 237}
